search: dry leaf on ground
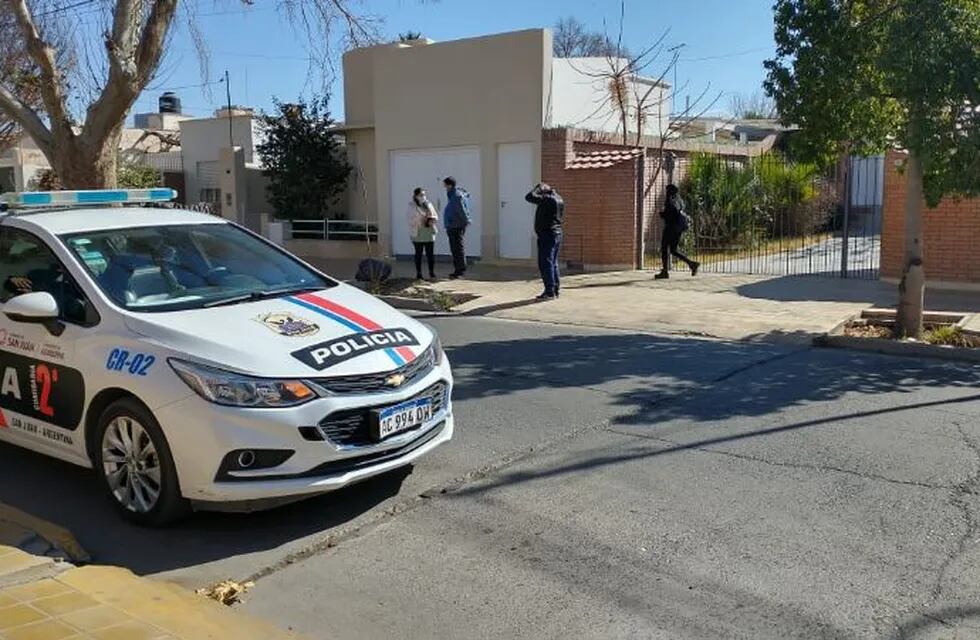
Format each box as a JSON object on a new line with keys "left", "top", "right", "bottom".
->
{"left": 196, "top": 579, "right": 255, "bottom": 606}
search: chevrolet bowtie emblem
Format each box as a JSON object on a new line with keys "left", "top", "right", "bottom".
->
{"left": 385, "top": 373, "right": 406, "bottom": 388}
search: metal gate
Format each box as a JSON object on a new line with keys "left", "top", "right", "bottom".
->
{"left": 659, "top": 153, "right": 882, "bottom": 279}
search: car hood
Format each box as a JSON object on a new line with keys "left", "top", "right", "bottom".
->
{"left": 122, "top": 284, "right": 433, "bottom": 378}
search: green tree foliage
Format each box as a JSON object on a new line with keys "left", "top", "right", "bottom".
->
{"left": 764, "top": 0, "right": 980, "bottom": 335}
{"left": 257, "top": 96, "right": 351, "bottom": 220}
{"left": 27, "top": 164, "right": 160, "bottom": 191}
{"left": 117, "top": 164, "right": 162, "bottom": 189}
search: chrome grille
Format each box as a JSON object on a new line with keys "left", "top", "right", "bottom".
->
{"left": 311, "top": 347, "right": 435, "bottom": 395}
{"left": 318, "top": 381, "right": 448, "bottom": 447}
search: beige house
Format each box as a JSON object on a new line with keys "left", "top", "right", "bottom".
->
{"left": 339, "top": 28, "right": 670, "bottom": 264}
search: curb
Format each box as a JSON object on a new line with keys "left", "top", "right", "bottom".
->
{"left": 0, "top": 503, "right": 89, "bottom": 564}
{"left": 0, "top": 546, "right": 69, "bottom": 588}
{"left": 813, "top": 333, "right": 980, "bottom": 363}
{"left": 813, "top": 310, "right": 980, "bottom": 363}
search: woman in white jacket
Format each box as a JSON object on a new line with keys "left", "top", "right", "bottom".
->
{"left": 407, "top": 187, "right": 439, "bottom": 280}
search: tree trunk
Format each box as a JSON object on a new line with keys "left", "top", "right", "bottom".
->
{"left": 48, "top": 127, "right": 120, "bottom": 190}
{"left": 897, "top": 151, "right": 925, "bottom": 338}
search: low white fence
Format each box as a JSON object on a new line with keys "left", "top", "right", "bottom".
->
{"left": 291, "top": 219, "right": 379, "bottom": 242}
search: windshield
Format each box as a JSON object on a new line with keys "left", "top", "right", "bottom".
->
{"left": 61, "top": 223, "right": 334, "bottom": 312}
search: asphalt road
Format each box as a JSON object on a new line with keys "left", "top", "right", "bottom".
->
{"left": 3, "top": 316, "right": 980, "bottom": 639}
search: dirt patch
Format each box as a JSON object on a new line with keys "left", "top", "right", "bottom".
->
{"left": 362, "top": 278, "right": 478, "bottom": 311}
{"left": 842, "top": 320, "right": 980, "bottom": 349}
{"left": 844, "top": 323, "right": 895, "bottom": 340}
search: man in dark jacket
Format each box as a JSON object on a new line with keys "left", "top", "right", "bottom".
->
{"left": 525, "top": 183, "right": 565, "bottom": 300}
{"left": 442, "top": 176, "right": 470, "bottom": 279}
{"left": 656, "top": 184, "right": 699, "bottom": 279}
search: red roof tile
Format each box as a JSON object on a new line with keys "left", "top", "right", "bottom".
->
{"left": 566, "top": 149, "right": 643, "bottom": 170}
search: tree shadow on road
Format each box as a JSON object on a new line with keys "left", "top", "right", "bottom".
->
{"left": 448, "top": 331, "right": 980, "bottom": 424}
{"left": 6, "top": 328, "right": 980, "bottom": 580}
{"left": 0, "top": 442, "right": 411, "bottom": 577}
{"left": 445, "top": 330, "right": 980, "bottom": 496}
{"left": 891, "top": 606, "right": 980, "bottom": 639}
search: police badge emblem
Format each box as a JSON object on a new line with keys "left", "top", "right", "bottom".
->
{"left": 255, "top": 312, "right": 320, "bottom": 338}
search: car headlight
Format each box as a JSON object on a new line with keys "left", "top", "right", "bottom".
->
{"left": 426, "top": 330, "right": 444, "bottom": 366}
{"left": 168, "top": 359, "right": 317, "bottom": 408}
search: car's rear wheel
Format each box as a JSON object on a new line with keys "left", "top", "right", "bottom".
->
{"left": 95, "top": 398, "right": 189, "bottom": 526}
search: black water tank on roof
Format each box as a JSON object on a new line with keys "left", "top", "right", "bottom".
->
{"left": 159, "top": 92, "right": 181, "bottom": 114}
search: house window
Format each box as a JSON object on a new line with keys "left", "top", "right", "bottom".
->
{"left": 200, "top": 188, "right": 221, "bottom": 203}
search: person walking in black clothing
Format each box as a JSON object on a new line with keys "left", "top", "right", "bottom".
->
{"left": 656, "top": 184, "right": 699, "bottom": 279}
{"left": 525, "top": 183, "right": 565, "bottom": 299}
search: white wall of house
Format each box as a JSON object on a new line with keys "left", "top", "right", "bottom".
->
{"left": 133, "top": 111, "right": 192, "bottom": 131}
{"left": 179, "top": 115, "right": 263, "bottom": 206}
{"left": 549, "top": 58, "right": 671, "bottom": 139}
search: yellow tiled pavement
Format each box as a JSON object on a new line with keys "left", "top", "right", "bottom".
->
{"left": 0, "top": 556, "right": 299, "bottom": 640}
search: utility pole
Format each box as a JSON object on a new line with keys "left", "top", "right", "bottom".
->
{"left": 667, "top": 43, "right": 685, "bottom": 115}
{"left": 224, "top": 70, "right": 233, "bottom": 147}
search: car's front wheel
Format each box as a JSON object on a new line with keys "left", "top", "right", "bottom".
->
{"left": 94, "top": 398, "right": 189, "bottom": 526}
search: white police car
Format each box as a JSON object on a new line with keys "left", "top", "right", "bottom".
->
{"left": 0, "top": 189, "right": 453, "bottom": 525}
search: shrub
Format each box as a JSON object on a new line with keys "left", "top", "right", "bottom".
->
{"left": 117, "top": 164, "right": 162, "bottom": 188}
{"left": 679, "top": 152, "right": 829, "bottom": 249}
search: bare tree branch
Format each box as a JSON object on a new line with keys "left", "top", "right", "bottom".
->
{"left": 0, "top": 82, "right": 51, "bottom": 153}
{"left": 553, "top": 15, "right": 630, "bottom": 58}
{"left": 7, "top": 0, "right": 68, "bottom": 136}
{"left": 0, "top": 0, "right": 390, "bottom": 188}
{"left": 86, "top": 0, "right": 178, "bottom": 146}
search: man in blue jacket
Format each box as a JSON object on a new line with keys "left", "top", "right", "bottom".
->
{"left": 442, "top": 176, "right": 470, "bottom": 279}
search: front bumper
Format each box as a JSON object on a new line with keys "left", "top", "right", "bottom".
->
{"left": 154, "top": 358, "right": 454, "bottom": 504}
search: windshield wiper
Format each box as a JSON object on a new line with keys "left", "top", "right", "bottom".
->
{"left": 202, "top": 285, "right": 322, "bottom": 308}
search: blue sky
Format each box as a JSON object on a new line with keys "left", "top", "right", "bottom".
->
{"left": 131, "top": 0, "right": 777, "bottom": 123}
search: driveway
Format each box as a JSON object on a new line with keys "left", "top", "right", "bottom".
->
{"left": 3, "top": 317, "right": 980, "bottom": 638}
{"left": 700, "top": 233, "right": 882, "bottom": 279}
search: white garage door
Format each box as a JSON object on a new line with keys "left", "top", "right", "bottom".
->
{"left": 390, "top": 147, "right": 482, "bottom": 257}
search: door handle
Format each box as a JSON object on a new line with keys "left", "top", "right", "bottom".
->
{"left": 501, "top": 201, "right": 507, "bottom": 207}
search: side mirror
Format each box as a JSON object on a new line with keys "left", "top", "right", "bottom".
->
{"left": 3, "top": 292, "right": 64, "bottom": 336}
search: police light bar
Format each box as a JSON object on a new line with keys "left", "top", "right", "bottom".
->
{"left": 0, "top": 188, "right": 177, "bottom": 209}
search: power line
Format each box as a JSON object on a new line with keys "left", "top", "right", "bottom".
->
{"left": 177, "top": 47, "right": 312, "bottom": 62}
{"left": 145, "top": 78, "right": 225, "bottom": 92}
{"left": 680, "top": 46, "right": 772, "bottom": 62}
{"left": 35, "top": 0, "right": 99, "bottom": 18}
{"left": 193, "top": 6, "right": 277, "bottom": 18}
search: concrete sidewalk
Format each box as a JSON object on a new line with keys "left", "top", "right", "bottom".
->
{"left": 0, "top": 543, "right": 298, "bottom": 640}
{"left": 309, "top": 256, "right": 980, "bottom": 343}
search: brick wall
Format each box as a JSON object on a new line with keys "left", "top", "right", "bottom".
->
{"left": 540, "top": 127, "right": 767, "bottom": 270}
{"left": 542, "top": 129, "right": 640, "bottom": 269}
{"left": 882, "top": 150, "right": 980, "bottom": 283}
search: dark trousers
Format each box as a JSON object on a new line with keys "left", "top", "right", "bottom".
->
{"left": 413, "top": 241, "right": 435, "bottom": 277}
{"left": 537, "top": 231, "right": 562, "bottom": 295}
{"left": 447, "top": 227, "right": 467, "bottom": 274}
{"left": 661, "top": 228, "right": 694, "bottom": 272}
